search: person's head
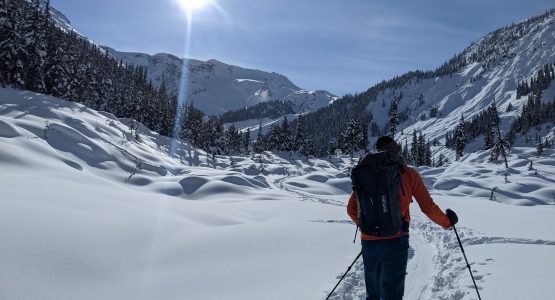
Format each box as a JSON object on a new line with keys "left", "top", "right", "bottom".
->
{"left": 375, "top": 136, "right": 401, "bottom": 154}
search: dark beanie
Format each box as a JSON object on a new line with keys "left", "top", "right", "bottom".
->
{"left": 375, "top": 136, "right": 400, "bottom": 153}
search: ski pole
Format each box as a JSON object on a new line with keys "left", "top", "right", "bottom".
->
{"left": 453, "top": 225, "right": 482, "bottom": 300}
{"left": 325, "top": 251, "right": 362, "bottom": 300}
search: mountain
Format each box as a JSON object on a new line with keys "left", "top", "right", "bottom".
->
{"left": 35, "top": 0, "right": 336, "bottom": 117}
{"left": 35, "top": 0, "right": 78, "bottom": 34}
{"left": 103, "top": 48, "right": 336, "bottom": 116}
{"left": 298, "top": 9, "right": 555, "bottom": 158}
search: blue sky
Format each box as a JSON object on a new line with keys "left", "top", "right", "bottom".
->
{"left": 51, "top": 0, "right": 554, "bottom": 96}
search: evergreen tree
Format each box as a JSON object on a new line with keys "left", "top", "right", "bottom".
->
{"left": 339, "top": 118, "right": 367, "bottom": 155}
{"left": 0, "top": 0, "right": 8, "bottom": 86}
{"left": 266, "top": 125, "right": 281, "bottom": 151}
{"left": 293, "top": 115, "right": 308, "bottom": 154}
{"left": 483, "top": 125, "right": 494, "bottom": 150}
{"left": 536, "top": 139, "right": 544, "bottom": 156}
{"left": 44, "top": 28, "right": 68, "bottom": 97}
{"left": 279, "top": 116, "right": 292, "bottom": 151}
{"left": 24, "top": 0, "right": 46, "bottom": 92}
{"left": 0, "top": 0, "right": 27, "bottom": 86}
{"left": 437, "top": 153, "right": 445, "bottom": 167}
{"left": 417, "top": 132, "right": 426, "bottom": 166}
{"left": 454, "top": 115, "right": 467, "bottom": 160}
{"left": 254, "top": 122, "right": 265, "bottom": 154}
{"left": 401, "top": 140, "right": 410, "bottom": 163}
{"left": 425, "top": 140, "right": 432, "bottom": 166}
{"left": 387, "top": 97, "right": 399, "bottom": 138}
{"left": 242, "top": 127, "right": 251, "bottom": 155}
{"left": 181, "top": 103, "right": 204, "bottom": 147}
{"left": 490, "top": 100, "right": 509, "bottom": 168}
{"left": 410, "top": 130, "right": 418, "bottom": 165}
{"left": 225, "top": 123, "right": 241, "bottom": 154}
{"left": 302, "top": 137, "right": 316, "bottom": 158}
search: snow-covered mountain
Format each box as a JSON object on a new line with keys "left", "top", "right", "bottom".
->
{"left": 293, "top": 9, "right": 555, "bottom": 159}
{"left": 38, "top": 0, "right": 336, "bottom": 117}
{"left": 35, "top": 0, "right": 78, "bottom": 34}
{"left": 368, "top": 10, "right": 555, "bottom": 149}
{"left": 103, "top": 47, "right": 336, "bottom": 116}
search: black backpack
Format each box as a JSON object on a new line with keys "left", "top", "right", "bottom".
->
{"left": 351, "top": 151, "right": 406, "bottom": 237}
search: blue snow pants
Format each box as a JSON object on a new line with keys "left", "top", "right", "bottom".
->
{"left": 361, "top": 237, "right": 409, "bottom": 300}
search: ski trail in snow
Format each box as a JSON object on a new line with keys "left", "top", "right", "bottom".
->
{"left": 323, "top": 214, "right": 555, "bottom": 300}
{"left": 276, "top": 174, "right": 555, "bottom": 300}
{"left": 275, "top": 175, "right": 345, "bottom": 207}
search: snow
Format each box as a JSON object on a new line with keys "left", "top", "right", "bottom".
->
{"left": 1, "top": 88, "right": 554, "bottom": 299}
{"left": 366, "top": 13, "right": 555, "bottom": 158}
{"left": 104, "top": 48, "right": 336, "bottom": 116}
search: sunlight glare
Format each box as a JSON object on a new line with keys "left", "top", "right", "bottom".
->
{"left": 177, "top": 0, "right": 213, "bottom": 12}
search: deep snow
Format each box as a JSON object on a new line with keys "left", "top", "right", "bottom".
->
{"left": 1, "top": 88, "right": 555, "bottom": 300}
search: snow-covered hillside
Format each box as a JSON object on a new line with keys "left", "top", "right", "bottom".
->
{"left": 2, "top": 88, "right": 555, "bottom": 300}
{"left": 104, "top": 47, "right": 336, "bottom": 116}
{"left": 37, "top": 0, "right": 336, "bottom": 117}
{"left": 367, "top": 11, "right": 555, "bottom": 152}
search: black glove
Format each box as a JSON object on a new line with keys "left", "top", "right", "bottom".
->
{"left": 446, "top": 209, "right": 458, "bottom": 226}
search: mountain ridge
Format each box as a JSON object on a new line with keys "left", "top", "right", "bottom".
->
{"left": 104, "top": 46, "right": 336, "bottom": 116}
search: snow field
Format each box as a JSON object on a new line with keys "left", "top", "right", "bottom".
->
{"left": 1, "top": 88, "right": 555, "bottom": 299}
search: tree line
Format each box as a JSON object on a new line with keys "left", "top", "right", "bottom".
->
{"left": 0, "top": 0, "right": 181, "bottom": 137}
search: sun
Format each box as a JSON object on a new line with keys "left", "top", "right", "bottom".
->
{"left": 176, "top": 0, "right": 213, "bottom": 11}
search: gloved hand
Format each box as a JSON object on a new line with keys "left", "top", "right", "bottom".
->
{"left": 446, "top": 209, "right": 458, "bottom": 226}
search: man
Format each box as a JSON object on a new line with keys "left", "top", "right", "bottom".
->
{"left": 347, "top": 136, "right": 458, "bottom": 300}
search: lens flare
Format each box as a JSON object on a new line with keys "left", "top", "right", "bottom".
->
{"left": 176, "top": 0, "right": 213, "bottom": 11}
{"left": 170, "top": 0, "right": 226, "bottom": 157}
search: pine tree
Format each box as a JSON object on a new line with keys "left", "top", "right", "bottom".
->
{"left": 454, "top": 115, "right": 467, "bottom": 160}
{"left": 387, "top": 97, "right": 399, "bottom": 138}
{"left": 437, "top": 153, "right": 445, "bottom": 167}
{"left": 266, "top": 125, "right": 281, "bottom": 151}
{"left": 0, "top": 0, "right": 8, "bottom": 86}
{"left": 24, "top": 0, "right": 46, "bottom": 92}
{"left": 425, "top": 140, "right": 432, "bottom": 166}
{"left": 242, "top": 127, "right": 251, "bottom": 155}
{"left": 536, "top": 139, "right": 544, "bottom": 156}
{"left": 0, "top": 0, "right": 27, "bottom": 87}
{"left": 489, "top": 100, "right": 509, "bottom": 168}
{"left": 410, "top": 130, "right": 418, "bottom": 165}
{"left": 44, "top": 27, "right": 69, "bottom": 97}
{"left": 226, "top": 123, "right": 241, "bottom": 154}
{"left": 339, "top": 119, "right": 367, "bottom": 155}
{"left": 402, "top": 140, "right": 410, "bottom": 163}
{"left": 417, "top": 132, "right": 426, "bottom": 166}
{"left": 254, "top": 122, "right": 265, "bottom": 154}
{"left": 483, "top": 125, "right": 494, "bottom": 150}
{"left": 293, "top": 114, "right": 308, "bottom": 154}
{"left": 181, "top": 103, "right": 204, "bottom": 147}
{"left": 279, "top": 116, "right": 292, "bottom": 151}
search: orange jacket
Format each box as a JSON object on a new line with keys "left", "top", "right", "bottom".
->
{"left": 347, "top": 166, "right": 451, "bottom": 240}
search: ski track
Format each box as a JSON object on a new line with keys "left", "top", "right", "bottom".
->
{"left": 275, "top": 174, "right": 555, "bottom": 300}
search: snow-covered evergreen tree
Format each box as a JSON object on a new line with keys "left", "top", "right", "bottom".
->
{"left": 226, "top": 123, "right": 241, "bottom": 154}
{"left": 279, "top": 116, "right": 292, "bottom": 151}
{"left": 0, "top": 0, "right": 27, "bottom": 87}
{"left": 242, "top": 128, "right": 251, "bottom": 155}
{"left": 23, "top": 0, "right": 46, "bottom": 92}
{"left": 536, "top": 139, "right": 544, "bottom": 156}
{"left": 454, "top": 115, "right": 467, "bottom": 160}
{"left": 387, "top": 97, "right": 399, "bottom": 138}
{"left": 254, "top": 122, "right": 265, "bottom": 154}
{"left": 339, "top": 118, "right": 367, "bottom": 155}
